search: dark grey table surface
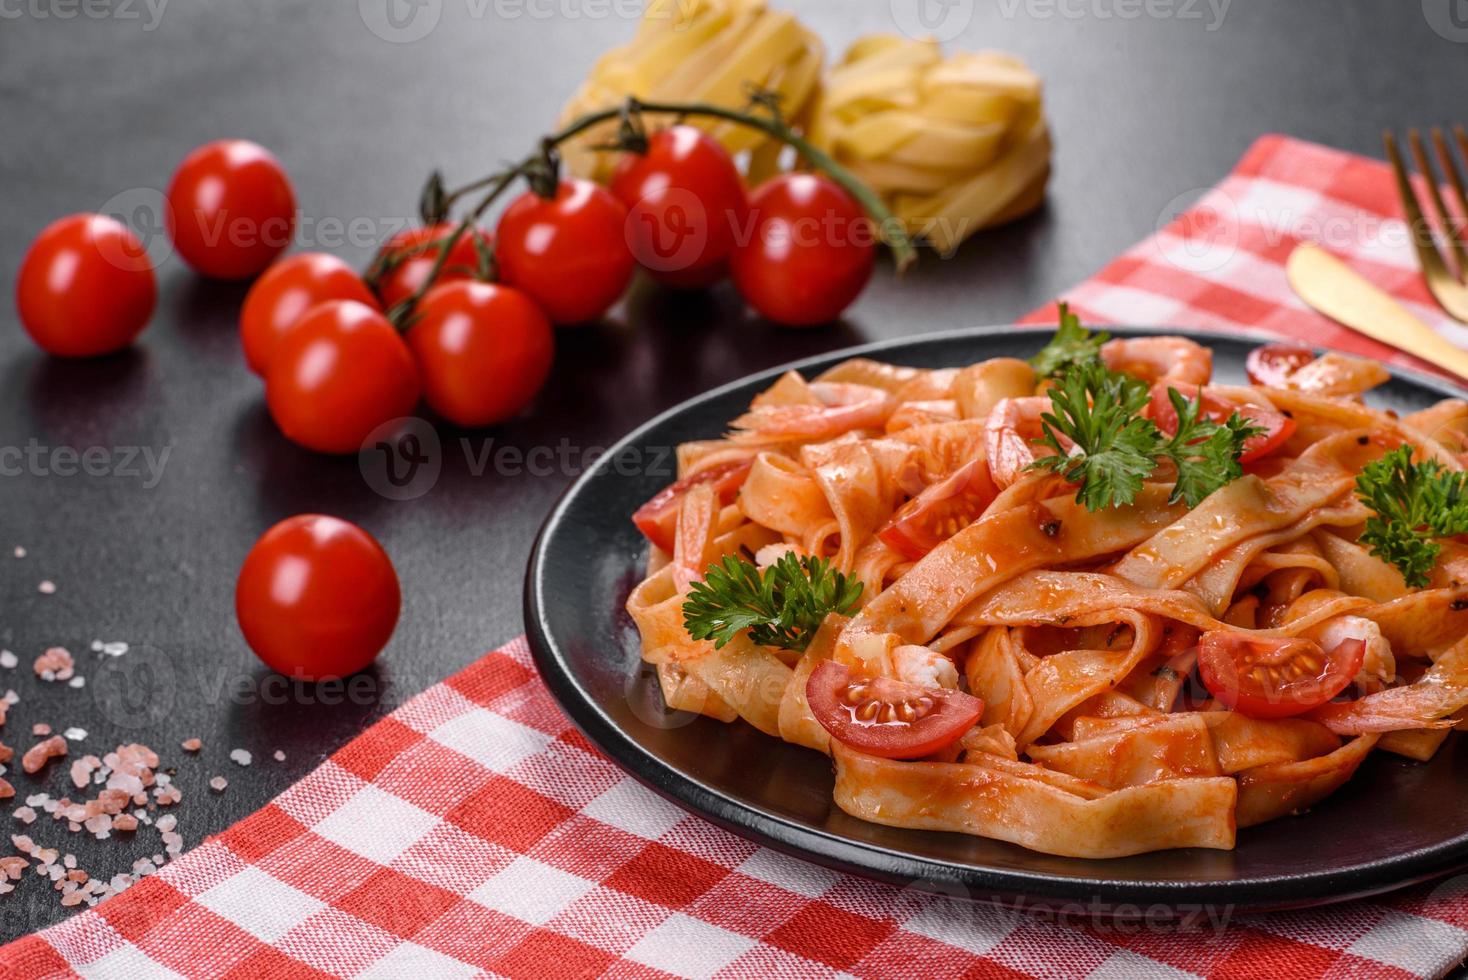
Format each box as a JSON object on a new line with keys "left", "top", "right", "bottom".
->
{"left": 2, "top": 0, "right": 1466, "bottom": 944}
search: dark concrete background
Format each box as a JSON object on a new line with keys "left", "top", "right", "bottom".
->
{"left": 1, "top": 0, "right": 1465, "bottom": 941}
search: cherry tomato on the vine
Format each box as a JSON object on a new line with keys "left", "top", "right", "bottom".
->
{"left": 165, "top": 139, "right": 296, "bottom": 280}
{"left": 236, "top": 514, "right": 399, "bottom": 680}
{"left": 265, "top": 300, "right": 420, "bottom": 455}
{"left": 610, "top": 125, "right": 747, "bottom": 289}
{"left": 239, "top": 252, "right": 380, "bottom": 376}
{"left": 373, "top": 223, "right": 494, "bottom": 310}
{"left": 15, "top": 214, "right": 156, "bottom": 357}
{"left": 495, "top": 178, "right": 635, "bottom": 324}
{"left": 406, "top": 281, "right": 554, "bottom": 428}
{"left": 730, "top": 174, "right": 876, "bottom": 328}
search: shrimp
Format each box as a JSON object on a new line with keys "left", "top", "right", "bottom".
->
{"left": 731, "top": 382, "right": 893, "bottom": 442}
{"left": 1101, "top": 336, "right": 1212, "bottom": 387}
{"left": 984, "top": 396, "right": 1059, "bottom": 489}
{"left": 892, "top": 645, "right": 960, "bottom": 690}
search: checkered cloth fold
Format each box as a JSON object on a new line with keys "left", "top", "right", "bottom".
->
{"left": 4, "top": 136, "right": 1467, "bottom": 980}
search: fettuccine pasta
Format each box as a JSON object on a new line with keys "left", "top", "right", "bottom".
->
{"left": 626, "top": 331, "right": 1468, "bottom": 858}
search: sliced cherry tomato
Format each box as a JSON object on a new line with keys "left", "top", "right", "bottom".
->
{"left": 265, "top": 300, "right": 421, "bottom": 455}
{"left": 165, "top": 139, "right": 296, "bottom": 280}
{"left": 496, "top": 178, "right": 635, "bottom": 324}
{"left": 406, "top": 281, "right": 554, "bottom": 428}
{"left": 373, "top": 223, "right": 493, "bottom": 310}
{"left": 610, "top": 125, "right": 747, "bottom": 289}
{"left": 1246, "top": 343, "right": 1317, "bottom": 387}
{"left": 730, "top": 174, "right": 876, "bottom": 328}
{"left": 877, "top": 458, "right": 999, "bottom": 560}
{"left": 235, "top": 514, "right": 399, "bottom": 679}
{"left": 1149, "top": 383, "right": 1297, "bottom": 463}
{"left": 1197, "top": 632, "right": 1365, "bottom": 719}
{"left": 806, "top": 660, "right": 982, "bottom": 759}
{"left": 239, "top": 252, "right": 380, "bottom": 376}
{"left": 16, "top": 213, "right": 156, "bottom": 357}
{"left": 632, "top": 459, "right": 753, "bottom": 553}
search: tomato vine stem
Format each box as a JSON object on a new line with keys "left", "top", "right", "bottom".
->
{"left": 382, "top": 93, "right": 916, "bottom": 328}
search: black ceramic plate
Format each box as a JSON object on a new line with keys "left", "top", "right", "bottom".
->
{"left": 524, "top": 325, "right": 1468, "bottom": 914}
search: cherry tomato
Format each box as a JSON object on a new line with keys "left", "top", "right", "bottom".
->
{"left": 406, "top": 281, "right": 554, "bottom": 428}
{"left": 373, "top": 223, "right": 494, "bottom": 310}
{"left": 610, "top": 125, "right": 747, "bottom": 289}
{"left": 15, "top": 214, "right": 156, "bottom": 357}
{"left": 1246, "top": 343, "right": 1317, "bottom": 387}
{"left": 265, "top": 300, "right": 421, "bottom": 455}
{"left": 730, "top": 174, "right": 876, "bottom": 327}
{"left": 239, "top": 252, "right": 380, "bottom": 376}
{"left": 806, "top": 660, "right": 982, "bottom": 759}
{"left": 1197, "top": 632, "right": 1364, "bottom": 719}
{"left": 495, "top": 178, "right": 635, "bottom": 324}
{"left": 877, "top": 459, "right": 999, "bottom": 560}
{"left": 236, "top": 514, "right": 399, "bottom": 679}
{"left": 632, "top": 459, "right": 753, "bottom": 553}
{"left": 1149, "top": 383, "right": 1297, "bottom": 463}
{"left": 165, "top": 140, "right": 296, "bottom": 280}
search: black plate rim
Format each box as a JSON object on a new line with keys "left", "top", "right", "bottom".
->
{"left": 524, "top": 323, "right": 1468, "bottom": 912}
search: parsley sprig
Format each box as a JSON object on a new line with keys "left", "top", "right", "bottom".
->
{"left": 1026, "top": 318, "right": 1262, "bottom": 512}
{"left": 1029, "top": 302, "right": 1109, "bottom": 381}
{"left": 682, "top": 553, "right": 862, "bottom": 653}
{"left": 1356, "top": 446, "right": 1468, "bottom": 587}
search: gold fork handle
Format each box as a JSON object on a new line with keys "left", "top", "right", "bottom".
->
{"left": 1286, "top": 243, "right": 1468, "bottom": 383}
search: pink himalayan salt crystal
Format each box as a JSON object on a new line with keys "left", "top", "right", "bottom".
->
{"left": 21, "top": 736, "right": 67, "bottom": 775}
{"left": 32, "top": 648, "right": 72, "bottom": 682}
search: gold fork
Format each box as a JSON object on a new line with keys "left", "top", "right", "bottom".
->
{"left": 1384, "top": 126, "right": 1468, "bottom": 323}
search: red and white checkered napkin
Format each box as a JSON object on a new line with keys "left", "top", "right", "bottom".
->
{"left": 5, "top": 136, "right": 1468, "bottom": 980}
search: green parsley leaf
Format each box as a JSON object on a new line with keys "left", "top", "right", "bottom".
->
{"left": 1028, "top": 363, "right": 1261, "bottom": 512}
{"left": 1028, "top": 361, "right": 1159, "bottom": 511}
{"left": 1356, "top": 445, "right": 1468, "bottom": 587}
{"left": 682, "top": 552, "right": 863, "bottom": 653}
{"left": 1154, "top": 388, "right": 1263, "bottom": 508}
{"left": 1029, "top": 302, "right": 1110, "bottom": 381}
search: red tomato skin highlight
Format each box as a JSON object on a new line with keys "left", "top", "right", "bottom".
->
{"left": 15, "top": 213, "right": 156, "bottom": 357}
{"left": 730, "top": 174, "right": 876, "bottom": 328}
{"left": 264, "top": 300, "right": 421, "bottom": 455}
{"left": 165, "top": 139, "right": 296, "bottom": 280}
{"left": 235, "top": 514, "right": 399, "bottom": 680}
{"left": 1246, "top": 343, "right": 1317, "bottom": 387}
{"left": 373, "top": 223, "right": 493, "bottom": 310}
{"left": 495, "top": 178, "right": 636, "bottom": 324}
{"left": 610, "top": 125, "right": 748, "bottom": 289}
{"left": 239, "top": 252, "right": 380, "bottom": 376}
{"left": 406, "top": 281, "right": 554, "bottom": 428}
{"left": 1197, "top": 633, "right": 1365, "bottom": 719}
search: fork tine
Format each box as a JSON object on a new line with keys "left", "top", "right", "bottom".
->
{"left": 1444, "top": 126, "right": 1468, "bottom": 267}
{"left": 1386, "top": 129, "right": 1454, "bottom": 284}
{"left": 1409, "top": 128, "right": 1468, "bottom": 277}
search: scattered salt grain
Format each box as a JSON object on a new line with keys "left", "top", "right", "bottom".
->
{"left": 11, "top": 808, "right": 34, "bottom": 825}
{"left": 208, "top": 777, "right": 227, "bottom": 792}
{"left": 68, "top": 677, "right": 85, "bottom": 690}
{"left": 0, "top": 652, "right": 14, "bottom": 670}
{"left": 272, "top": 750, "right": 285, "bottom": 762}
{"left": 21, "top": 736, "right": 67, "bottom": 774}
{"left": 155, "top": 814, "right": 176, "bottom": 833}
{"left": 12, "top": 548, "right": 24, "bottom": 559}
{"left": 63, "top": 728, "right": 86, "bottom": 742}
{"left": 228, "top": 749, "right": 251, "bottom": 767}
{"left": 100, "top": 642, "right": 128, "bottom": 657}
{"left": 89, "top": 641, "right": 102, "bottom": 653}
{"left": 37, "top": 581, "right": 55, "bottom": 595}
{"left": 31, "top": 725, "right": 49, "bottom": 737}
{"left": 112, "top": 814, "right": 138, "bottom": 832}
{"left": 180, "top": 738, "right": 201, "bottom": 753}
